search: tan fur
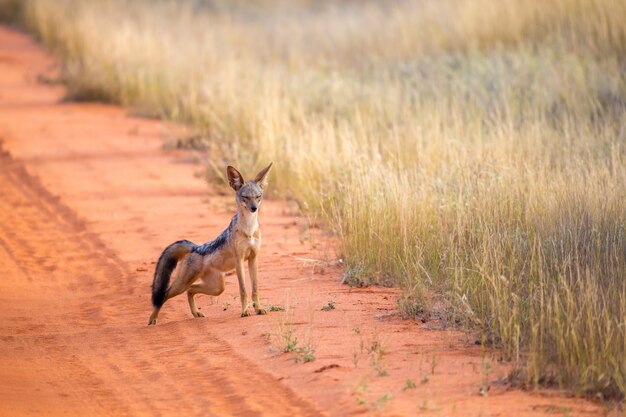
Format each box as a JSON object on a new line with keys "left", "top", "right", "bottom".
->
{"left": 148, "top": 163, "right": 273, "bottom": 325}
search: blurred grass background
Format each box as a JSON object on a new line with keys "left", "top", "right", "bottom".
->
{"left": 1, "top": 0, "right": 624, "bottom": 399}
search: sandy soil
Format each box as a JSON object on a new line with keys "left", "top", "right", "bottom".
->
{"left": 0, "top": 26, "right": 609, "bottom": 417}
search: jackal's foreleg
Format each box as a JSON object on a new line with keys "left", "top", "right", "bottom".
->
{"left": 248, "top": 254, "right": 266, "bottom": 315}
{"left": 235, "top": 259, "right": 251, "bottom": 317}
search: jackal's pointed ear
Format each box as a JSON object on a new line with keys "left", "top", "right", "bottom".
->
{"left": 254, "top": 162, "right": 273, "bottom": 188}
{"left": 227, "top": 166, "right": 244, "bottom": 191}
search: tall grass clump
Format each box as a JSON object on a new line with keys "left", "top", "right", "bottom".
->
{"left": 7, "top": 0, "right": 625, "bottom": 398}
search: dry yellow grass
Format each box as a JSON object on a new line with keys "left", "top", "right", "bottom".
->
{"left": 6, "top": 0, "right": 625, "bottom": 398}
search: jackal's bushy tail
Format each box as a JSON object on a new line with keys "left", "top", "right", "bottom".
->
{"left": 151, "top": 240, "right": 196, "bottom": 308}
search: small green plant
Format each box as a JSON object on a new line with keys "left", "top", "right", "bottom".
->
{"left": 262, "top": 332, "right": 271, "bottom": 343}
{"left": 294, "top": 343, "right": 316, "bottom": 363}
{"left": 353, "top": 380, "right": 369, "bottom": 407}
{"left": 298, "top": 221, "right": 311, "bottom": 244}
{"left": 430, "top": 352, "right": 439, "bottom": 375}
{"left": 368, "top": 340, "right": 386, "bottom": 356}
{"left": 371, "top": 393, "right": 393, "bottom": 412}
{"left": 282, "top": 327, "right": 299, "bottom": 353}
{"left": 374, "top": 365, "right": 388, "bottom": 377}
{"left": 351, "top": 328, "right": 364, "bottom": 368}
{"left": 352, "top": 351, "right": 360, "bottom": 368}
{"left": 403, "top": 378, "right": 417, "bottom": 391}
{"left": 342, "top": 264, "right": 374, "bottom": 287}
{"left": 368, "top": 338, "right": 388, "bottom": 376}
{"left": 353, "top": 384, "right": 392, "bottom": 412}
{"left": 321, "top": 297, "right": 336, "bottom": 311}
{"left": 268, "top": 304, "right": 285, "bottom": 312}
{"left": 421, "top": 374, "right": 430, "bottom": 384}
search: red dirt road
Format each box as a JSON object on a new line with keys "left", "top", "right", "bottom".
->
{"left": 0, "top": 26, "right": 606, "bottom": 416}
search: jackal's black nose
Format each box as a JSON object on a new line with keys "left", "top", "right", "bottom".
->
{"left": 250, "top": 206, "right": 258, "bottom": 212}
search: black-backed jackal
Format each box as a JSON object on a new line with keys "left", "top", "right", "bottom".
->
{"left": 148, "top": 163, "right": 273, "bottom": 325}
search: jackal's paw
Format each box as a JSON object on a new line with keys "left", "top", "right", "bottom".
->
{"left": 241, "top": 310, "right": 252, "bottom": 317}
{"left": 255, "top": 307, "right": 268, "bottom": 315}
{"left": 192, "top": 312, "right": 205, "bottom": 318}
{"left": 148, "top": 319, "right": 157, "bottom": 325}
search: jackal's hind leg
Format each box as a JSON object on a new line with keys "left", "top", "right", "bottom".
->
{"left": 187, "top": 269, "right": 225, "bottom": 318}
{"left": 148, "top": 307, "right": 160, "bottom": 325}
{"left": 148, "top": 258, "right": 199, "bottom": 325}
{"left": 187, "top": 291, "right": 204, "bottom": 318}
